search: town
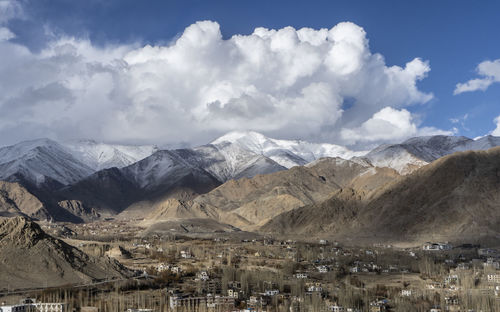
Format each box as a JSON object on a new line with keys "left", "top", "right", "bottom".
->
{"left": 1, "top": 222, "right": 500, "bottom": 312}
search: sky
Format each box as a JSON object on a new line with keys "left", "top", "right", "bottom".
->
{"left": 1, "top": 0, "right": 500, "bottom": 149}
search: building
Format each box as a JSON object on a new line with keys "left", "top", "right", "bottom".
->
{"left": 295, "top": 273, "right": 308, "bottom": 279}
{"left": 196, "top": 271, "right": 209, "bottom": 281}
{"left": 0, "top": 299, "right": 65, "bottom": 312}
{"left": 264, "top": 289, "right": 279, "bottom": 296}
{"left": 484, "top": 258, "right": 500, "bottom": 269}
{"left": 487, "top": 274, "right": 500, "bottom": 283}
{"left": 169, "top": 294, "right": 235, "bottom": 310}
{"left": 423, "top": 242, "right": 452, "bottom": 251}
{"left": 400, "top": 289, "right": 412, "bottom": 296}
{"left": 227, "top": 289, "right": 240, "bottom": 299}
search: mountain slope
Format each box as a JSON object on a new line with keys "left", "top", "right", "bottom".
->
{"left": 0, "top": 139, "right": 94, "bottom": 187}
{"left": 364, "top": 135, "right": 500, "bottom": 174}
{"left": 0, "top": 216, "right": 130, "bottom": 289}
{"left": 65, "top": 139, "right": 157, "bottom": 171}
{"left": 188, "top": 143, "right": 286, "bottom": 182}
{"left": 0, "top": 181, "right": 50, "bottom": 220}
{"left": 262, "top": 147, "right": 500, "bottom": 243}
{"left": 142, "top": 157, "right": 399, "bottom": 230}
{"left": 60, "top": 150, "right": 222, "bottom": 215}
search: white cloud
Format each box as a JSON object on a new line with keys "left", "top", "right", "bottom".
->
{"left": 0, "top": 20, "right": 439, "bottom": 147}
{"left": 454, "top": 60, "right": 500, "bottom": 94}
{"left": 340, "top": 107, "right": 452, "bottom": 144}
{"left": 0, "top": 27, "right": 14, "bottom": 41}
{"left": 0, "top": 0, "right": 23, "bottom": 24}
{"left": 493, "top": 116, "right": 500, "bottom": 136}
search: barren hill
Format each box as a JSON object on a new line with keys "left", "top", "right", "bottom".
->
{"left": 262, "top": 147, "right": 500, "bottom": 243}
{"left": 141, "top": 157, "right": 399, "bottom": 230}
{"left": 0, "top": 181, "right": 50, "bottom": 220}
{"left": 0, "top": 216, "right": 130, "bottom": 289}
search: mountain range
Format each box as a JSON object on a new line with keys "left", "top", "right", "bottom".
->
{"left": 1, "top": 131, "right": 500, "bottom": 243}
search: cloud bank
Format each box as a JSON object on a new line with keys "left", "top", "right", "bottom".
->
{"left": 0, "top": 20, "right": 444, "bottom": 147}
{"left": 454, "top": 60, "right": 500, "bottom": 95}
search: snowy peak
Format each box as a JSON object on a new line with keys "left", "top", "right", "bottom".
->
{"left": 365, "top": 134, "right": 500, "bottom": 174}
{"left": 123, "top": 149, "right": 219, "bottom": 190}
{"left": 212, "top": 131, "right": 367, "bottom": 168}
{"left": 193, "top": 142, "right": 286, "bottom": 182}
{"left": 65, "top": 139, "right": 158, "bottom": 171}
{"left": 0, "top": 139, "right": 94, "bottom": 186}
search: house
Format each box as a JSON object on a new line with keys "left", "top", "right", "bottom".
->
{"left": 319, "top": 239, "right": 328, "bottom": 245}
{"left": 227, "top": 289, "right": 240, "bottom": 299}
{"left": 444, "top": 296, "right": 459, "bottom": 305}
{"left": 264, "top": 289, "right": 279, "bottom": 296}
{"left": 294, "top": 273, "right": 308, "bottom": 279}
{"left": 317, "top": 265, "right": 329, "bottom": 273}
{"left": 328, "top": 305, "right": 345, "bottom": 312}
{"left": 401, "top": 289, "right": 412, "bottom": 296}
{"left": 487, "top": 273, "right": 500, "bottom": 283}
{"left": 478, "top": 248, "right": 498, "bottom": 257}
{"left": 156, "top": 263, "right": 169, "bottom": 272}
{"left": 307, "top": 285, "right": 323, "bottom": 292}
{"left": 196, "top": 271, "right": 209, "bottom": 281}
{"left": 484, "top": 258, "right": 500, "bottom": 269}
{"left": 180, "top": 250, "right": 192, "bottom": 259}
{"left": 444, "top": 274, "right": 459, "bottom": 284}
{"left": 423, "top": 242, "right": 452, "bottom": 251}
{"left": 369, "top": 300, "right": 388, "bottom": 312}
{"left": 350, "top": 266, "right": 360, "bottom": 273}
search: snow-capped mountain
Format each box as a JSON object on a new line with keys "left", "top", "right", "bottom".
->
{"left": 364, "top": 135, "right": 500, "bottom": 174}
{"left": 0, "top": 139, "right": 94, "bottom": 186}
{"left": 123, "top": 150, "right": 220, "bottom": 190}
{"left": 190, "top": 143, "right": 286, "bottom": 182}
{"left": 212, "top": 131, "right": 367, "bottom": 168}
{"left": 64, "top": 139, "right": 157, "bottom": 171}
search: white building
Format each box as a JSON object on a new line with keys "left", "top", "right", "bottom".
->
{"left": 264, "top": 289, "right": 279, "bottom": 296}
{"left": 487, "top": 274, "right": 500, "bottom": 283}
{"left": 401, "top": 289, "right": 412, "bottom": 296}
{"left": 197, "top": 271, "right": 209, "bottom": 281}
{"left": 0, "top": 299, "right": 65, "bottom": 312}
{"left": 295, "top": 273, "right": 308, "bottom": 279}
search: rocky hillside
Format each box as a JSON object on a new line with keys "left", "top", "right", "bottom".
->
{"left": 0, "top": 181, "right": 50, "bottom": 220}
{"left": 262, "top": 147, "right": 500, "bottom": 243}
{"left": 0, "top": 216, "right": 130, "bottom": 289}
{"left": 140, "top": 157, "right": 399, "bottom": 231}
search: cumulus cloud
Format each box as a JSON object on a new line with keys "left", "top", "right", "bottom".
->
{"left": 0, "top": 20, "right": 442, "bottom": 147}
{"left": 454, "top": 60, "right": 500, "bottom": 95}
{"left": 340, "top": 107, "right": 453, "bottom": 144}
{"left": 493, "top": 116, "right": 500, "bottom": 136}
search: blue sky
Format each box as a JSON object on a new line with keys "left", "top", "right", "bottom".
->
{"left": 1, "top": 0, "right": 500, "bottom": 147}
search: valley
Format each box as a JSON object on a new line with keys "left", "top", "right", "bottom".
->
{"left": 1, "top": 132, "right": 500, "bottom": 311}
